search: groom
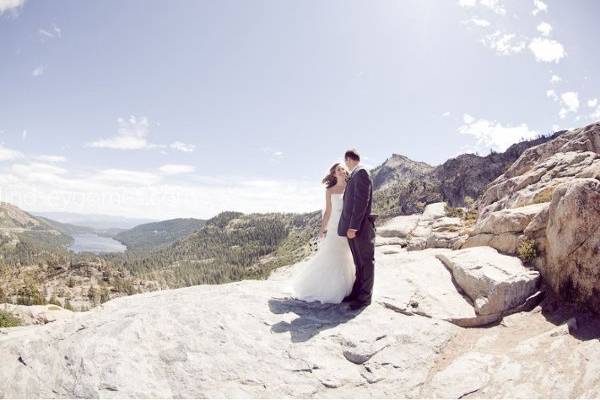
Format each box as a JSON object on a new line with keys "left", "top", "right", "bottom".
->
{"left": 338, "top": 149, "right": 376, "bottom": 311}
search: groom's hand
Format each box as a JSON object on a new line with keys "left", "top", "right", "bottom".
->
{"left": 347, "top": 229, "right": 358, "bottom": 239}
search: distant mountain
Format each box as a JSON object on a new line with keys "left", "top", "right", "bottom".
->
{"left": 372, "top": 131, "right": 565, "bottom": 218}
{"left": 36, "top": 217, "right": 95, "bottom": 236}
{"left": 33, "top": 212, "right": 156, "bottom": 231}
{"left": 114, "top": 218, "right": 207, "bottom": 251}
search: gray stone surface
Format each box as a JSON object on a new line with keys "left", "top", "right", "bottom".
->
{"left": 437, "top": 247, "right": 540, "bottom": 316}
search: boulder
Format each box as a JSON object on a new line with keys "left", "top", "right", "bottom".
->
{"left": 544, "top": 178, "right": 600, "bottom": 312}
{"left": 474, "top": 203, "right": 548, "bottom": 235}
{"left": 462, "top": 232, "right": 521, "bottom": 255}
{"left": 436, "top": 247, "right": 540, "bottom": 316}
{"left": 377, "top": 215, "right": 420, "bottom": 238}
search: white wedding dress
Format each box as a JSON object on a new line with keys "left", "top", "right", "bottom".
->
{"left": 290, "top": 193, "right": 356, "bottom": 304}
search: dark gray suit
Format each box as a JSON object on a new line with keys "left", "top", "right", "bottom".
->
{"left": 338, "top": 166, "right": 376, "bottom": 305}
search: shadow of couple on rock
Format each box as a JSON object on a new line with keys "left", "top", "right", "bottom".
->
{"left": 268, "top": 297, "right": 365, "bottom": 343}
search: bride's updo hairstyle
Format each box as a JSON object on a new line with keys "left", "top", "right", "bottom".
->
{"left": 322, "top": 163, "right": 341, "bottom": 189}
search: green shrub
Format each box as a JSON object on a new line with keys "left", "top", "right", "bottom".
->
{"left": 532, "top": 187, "right": 554, "bottom": 204}
{"left": 444, "top": 204, "right": 465, "bottom": 218}
{"left": 518, "top": 239, "right": 537, "bottom": 263}
{"left": 0, "top": 310, "right": 23, "bottom": 328}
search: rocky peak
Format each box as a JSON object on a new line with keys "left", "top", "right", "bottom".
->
{"left": 371, "top": 154, "right": 434, "bottom": 190}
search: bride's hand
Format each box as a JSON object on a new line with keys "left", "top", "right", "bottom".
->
{"left": 319, "top": 230, "right": 326, "bottom": 239}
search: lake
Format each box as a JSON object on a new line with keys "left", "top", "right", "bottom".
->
{"left": 69, "top": 233, "right": 127, "bottom": 254}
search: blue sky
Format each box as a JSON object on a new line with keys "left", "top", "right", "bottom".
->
{"left": 1, "top": 0, "right": 600, "bottom": 219}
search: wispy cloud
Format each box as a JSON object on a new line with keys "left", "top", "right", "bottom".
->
{"left": 532, "top": 0, "right": 548, "bottom": 16}
{"left": 458, "top": 0, "right": 506, "bottom": 15}
{"left": 481, "top": 31, "right": 526, "bottom": 56}
{"left": 87, "top": 116, "right": 154, "bottom": 150}
{"left": 0, "top": 161, "right": 322, "bottom": 219}
{"left": 159, "top": 164, "right": 195, "bottom": 175}
{"left": 169, "top": 141, "right": 195, "bottom": 153}
{"left": 536, "top": 22, "right": 552, "bottom": 36}
{"left": 35, "top": 155, "right": 66, "bottom": 163}
{"left": 87, "top": 116, "right": 196, "bottom": 153}
{"left": 38, "top": 24, "right": 61, "bottom": 40}
{"left": 32, "top": 65, "right": 45, "bottom": 77}
{"left": 0, "top": 144, "right": 23, "bottom": 161}
{"left": 558, "top": 91, "right": 580, "bottom": 119}
{"left": 550, "top": 74, "right": 562, "bottom": 84}
{"left": 462, "top": 17, "right": 491, "bottom": 28}
{"left": 458, "top": 113, "right": 538, "bottom": 152}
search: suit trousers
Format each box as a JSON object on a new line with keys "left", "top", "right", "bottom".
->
{"left": 347, "top": 222, "right": 375, "bottom": 304}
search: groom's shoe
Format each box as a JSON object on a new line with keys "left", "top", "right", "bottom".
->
{"left": 348, "top": 300, "right": 370, "bottom": 311}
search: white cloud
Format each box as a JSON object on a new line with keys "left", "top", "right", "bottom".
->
{"left": 458, "top": 0, "right": 477, "bottom": 7}
{"left": 0, "top": 145, "right": 23, "bottom": 161}
{"left": 87, "top": 116, "right": 152, "bottom": 150}
{"left": 558, "top": 91, "right": 579, "bottom": 119}
{"left": 21, "top": 130, "right": 27, "bottom": 140}
{"left": 92, "top": 169, "right": 162, "bottom": 186}
{"left": 87, "top": 116, "right": 195, "bottom": 153}
{"left": 561, "top": 92, "right": 580, "bottom": 112}
{"left": 536, "top": 22, "right": 552, "bottom": 36}
{"left": 550, "top": 75, "right": 562, "bottom": 84}
{"left": 35, "top": 155, "right": 66, "bottom": 163}
{"left": 481, "top": 31, "right": 526, "bottom": 55}
{"left": 479, "top": 0, "right": 506, "bottom": 15}
{"left": 462, "top": 17, "right": 491, "bottom": 27}
{"left": 0, "top": 164, "right": 322, "bottom": 220}
{"left": 10, "top": 162, "right": 67, "bottom": 184}
{"left": 0, "top": 0, "right": 24, "bottom": 14}
{"left": 528, "top": 38, "right": 566, "bottom": 63}
{"left": 587, "top": 98, "right": 598, "bottom": 108}
{"left": 546, "top": 89, "right": 558, "bottom": 101}
{"left": 532, "top": 0, "right": 548, "bottom": 16}
{"left": 32, "top": 65, "right": 45, "bottom": 77}
{"left": 458, "top": 114, "right": 538, "bottom": 152}
{"left": 169, "top": 141, "right": 195, "bottom": 153}
{"left": 442, "top": 111, "right": 451, "bottom": 117}
{"left": 159, "top": 164, "right": 195, "bottom": 175}
{"left": 458, "top": 0, "right": 506, "bottom": 14}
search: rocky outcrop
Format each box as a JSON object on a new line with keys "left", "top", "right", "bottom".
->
{"left": 471, "top": 122, "right": 600, "bottom": 312}
{"left": 464, "top": 203, "right": 549, "bottom": 254}
{"left": 372, "top": 132, "right": 562, "bottom": 218}
{"left": 378, "top": 203, "right": 466, "bottom": 250}
{"left": 544, "top": 178, "right": 600, "bottom": 312}
{"left": 1, "top": 239, "right": 597, "bottom": 398}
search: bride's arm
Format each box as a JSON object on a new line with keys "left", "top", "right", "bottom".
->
{"left": 319, "top": 189, "right": 332, "bottom": 238}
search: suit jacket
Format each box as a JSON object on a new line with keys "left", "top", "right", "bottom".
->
{"left": 337, "top": 166, "right": 374, "bottom": 236}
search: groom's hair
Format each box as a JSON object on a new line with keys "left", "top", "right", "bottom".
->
{"left": 344, "top": 149, "right": 360, "bottom": 162}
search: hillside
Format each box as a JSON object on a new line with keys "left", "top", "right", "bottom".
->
{"left": 114, "top": 218, "right": 206, "bottom": 251}
{"left": 0, "top": 202, "right": 72, "bottom": 261}
{"left": 372, "top": 132, "right": 564, "bottom": 218}
{"left": 107, "top": 211, "right": 321, "bottom": 288}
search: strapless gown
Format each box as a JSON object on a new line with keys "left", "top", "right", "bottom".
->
{"left": 289, "top": 194, "right": 356, "bottom": 304}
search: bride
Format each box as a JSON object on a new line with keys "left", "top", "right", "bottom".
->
{"left": 290, "top": 163, "right": 356, "bottom": 304}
